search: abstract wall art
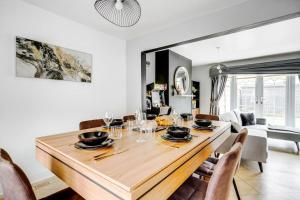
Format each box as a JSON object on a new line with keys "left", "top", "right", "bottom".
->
{"left": 16, "top": 37, "right": 92, "bottom": 82}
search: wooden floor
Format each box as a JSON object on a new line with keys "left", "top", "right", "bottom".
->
{"left": 1, "top": 139, "right": 299, "bottom": 200}
{"left": 230, "top": 139, "right": 300, "bottom": 200}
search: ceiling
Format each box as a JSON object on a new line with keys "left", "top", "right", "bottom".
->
{"left": 170, "top": 17, "right": 300, "bottom": 66}
{"left": 22, "top": 0, "right": 249, "bottom": 40}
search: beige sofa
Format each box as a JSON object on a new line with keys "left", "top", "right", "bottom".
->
{"left": 216, "top": 110, "right": 268, "bottom": 172}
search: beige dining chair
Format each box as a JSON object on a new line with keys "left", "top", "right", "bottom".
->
{"left": 168, "top": 142, "right": 243, "bottom": 200}
{"left": 195, "top": 114, "right": 220, "bottom": 121}
{"left": 123, "top": 115, "right": 135, "bottom": 122}
{"left": 195, "top": 128, "right": 248, "bottom": 200}
{"left": 79, "top": 119, "right": 106, "bottom": 130}
{"left": 0, "top": 148, "right": 84, "bottom": 200}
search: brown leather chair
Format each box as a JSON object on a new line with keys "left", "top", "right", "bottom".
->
{"left": 169, "top": 143, "right": 243, "bottom": 200}
{"left": 195, "top": 114, "right": 219, "bottom": 121}
{"left": 123, "top": 115, "right": 135, "bottom": 122}
{"left": 79, "top": 119, "right": 105, "bottom": 130}
{"left": 0, "top": 149, "right": 84, "bottom": 200}
{"left": 195, "top": 128, "right": 248, "bottom": 200}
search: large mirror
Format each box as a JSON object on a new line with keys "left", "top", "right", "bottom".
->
{"left": 174, "top": 66, "right": 190, "bottom": 95}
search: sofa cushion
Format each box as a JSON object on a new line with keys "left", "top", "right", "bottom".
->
{"left": 244, "top": 125, "right": 268, "bottom": 132}
{"left": 241, "top": 113, "right": 256, "bottom": 126}
{"left": 233, "top": 109, "right": 243, "bottom": 125}
{"left": 219, "top": 111, "right": 240, "bottom": 132}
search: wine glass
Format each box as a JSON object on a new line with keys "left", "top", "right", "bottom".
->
{"left": 104, "top": 112, "right": 113, "bottom": 128}
{"left": 171, "top": 110, "right": 179, "bottom": 126}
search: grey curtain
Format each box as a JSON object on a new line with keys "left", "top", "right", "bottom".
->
{"left": 209, "top": 75, "right": 228, "bottom": 115}
{"left": 210, "top": 58, "right": 300, "bottom": 77}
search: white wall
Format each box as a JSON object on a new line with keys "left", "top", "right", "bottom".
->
{"left": 126, "top": 0, "right": 300, "bottom": 113}
{"left": 192, "top": 66, "right": 211, "bottom": 114}
{"left": 0, "top": 0, "right": 126, "bottom": 184}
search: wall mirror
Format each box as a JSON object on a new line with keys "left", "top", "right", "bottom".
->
{"left": 174, "top": 66, "right": 190, "bottom": 95}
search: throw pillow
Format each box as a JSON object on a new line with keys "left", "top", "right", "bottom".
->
{"left": 231, "top": 121, "right": 242, "bottom": 133}
{"left": 240, "top": 113, "right": 256, "bottom": 126}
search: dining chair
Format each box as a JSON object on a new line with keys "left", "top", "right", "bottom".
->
{"left": 79, "top": 119, "right": 105, "bottom": 130}
{"left": 123, "top": 115, "right": 135, "bottom": 122}
{"left": 195, "top": 114, "right": 220, "bottom": 121}
{"left": 168, "top": 142, "right": 242, "bottom": 200}
{"left": 195, "top": 128, "right": 248, "bottom": 200}
{"left": 0, "top": 148, "right": 84, "bottom": 200}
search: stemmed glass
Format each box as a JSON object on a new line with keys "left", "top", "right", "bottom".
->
{"left": 104, "top": 112, "right": 114, "bottom": 128}
{"left": 171, "top": 109, "right": 179, "bottom": 126}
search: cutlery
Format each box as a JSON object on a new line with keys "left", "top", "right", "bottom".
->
{"left": 93, "top": 151, "right": 110, "bottom": 159}
{"left": 94, "top": 148, "right": 129, "bottom": 160}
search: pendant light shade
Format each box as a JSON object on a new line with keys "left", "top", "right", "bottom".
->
{"left": 94, "top": 0, "right": 141, "bottom": 27}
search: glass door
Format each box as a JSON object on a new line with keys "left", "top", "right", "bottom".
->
{"left": 262, "top": 75, "right": 287, "bottom": 125}
{"left": 236, "top": 75, "right": 257, "bottom": 113}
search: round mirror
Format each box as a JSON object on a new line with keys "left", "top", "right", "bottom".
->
{"left": 174, "top": 66, "right": 190, "bottom": 95}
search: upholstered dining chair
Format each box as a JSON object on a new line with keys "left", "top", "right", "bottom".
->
{"left": 168, "top": 143, "right": 243, "bottom": 200}
{"left": 195, "top": 128, "right": 248, "bottom": 200}
{"left": 79, "top": 119, "right": 105, "bottom": 130}
{"left": 195, "top": 114, "right": 220, "bottom": 121}
{"left": 0, "top": 148, "right": 84, "bottom": 200}
{"left": 123, "top": 115, "right": 135, "bottom": 122}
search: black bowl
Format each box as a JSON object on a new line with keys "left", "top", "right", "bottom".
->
{"left": 78, "top": 131, "right": 108, "bottom": 145}
{"left": 110, "top": 119, "right": 123, "bottom": 126}
{"left": 180, "top": 113, "right": 193, "bottom": 121}
{"left": 194, "top": 119, "right": 212, "bottom": 127}
{"left": 167, "top": 126, "right": 190, "bottom": 138}
{"left": 147, "top": 114, "right": 157, "bottom": 120}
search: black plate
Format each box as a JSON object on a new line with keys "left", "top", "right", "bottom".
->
{"left": 75, "top": 138, "right": 114, "bottom": 150}
{"left": 161, "top": 133, "right": 192, "bottom": 142}
{"left": 192, "top": 124, "right": 216, "bottom": 130}
{"left": 167, "top": 126, "right": 190, "bottom": 138}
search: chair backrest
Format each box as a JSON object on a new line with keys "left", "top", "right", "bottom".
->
{"left": 79, "top": 119, "right": 106, "bottom": 130}
{"left": 204, "top": 143, "right": 242, "bottom": 200}
{"left": 0, "top": 149, "right": 37, "bottom": 200}
{"left": 233, "top": 128, "right": 248, "bottom": 146}
{"left": 195, "top": 114, "right": 219, "bottom": 121}
{"left": 123, "top": 115, "right": 135, "bottom": 122}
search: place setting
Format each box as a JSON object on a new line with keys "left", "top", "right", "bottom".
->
{"left": 192, "top": 119, "right": 217, "bottom": 131}
{"left": 161, "top": 126, "right": 192, "bottom": 142}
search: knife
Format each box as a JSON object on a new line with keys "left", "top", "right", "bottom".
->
{"left": 94, "top": 148, "right": 129, "bottom": 160}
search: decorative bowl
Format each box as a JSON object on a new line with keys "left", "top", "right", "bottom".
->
{"left": 167, "top": 126, "right": 190, "bottom": 138}
{"left": 194, "top": 119, "right": 212, "bottom": 127}
{"left": 78, "top": 131, "right": 108, "bottom": 145}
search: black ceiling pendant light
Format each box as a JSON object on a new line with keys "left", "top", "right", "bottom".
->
{"left": 94, "top": 0, "right": 141, "bottom": 27}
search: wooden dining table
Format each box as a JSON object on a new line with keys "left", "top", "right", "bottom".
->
{"left": 35, "top": 120, "right": 231, "bottom": 200}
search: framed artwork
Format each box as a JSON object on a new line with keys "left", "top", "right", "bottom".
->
{"left": 16, "top": 37, "right": 92, "bottom": 83}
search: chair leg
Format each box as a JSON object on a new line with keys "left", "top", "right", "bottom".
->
{"left": 214, "top": 152, "right": 220, "bottom": 158}
{"left": 233, "top": 178, "right": 241, "bottom": 200}
{"left": 295, "top": 142, "right": 300, "bottom": 155}
{"left": 258, "top": 162, "right": 263, "bottom": 173}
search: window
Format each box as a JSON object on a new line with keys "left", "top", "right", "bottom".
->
{"left": 219, "top": 77, "right": 231, "bottom": 114}
{"left": 236, "top": 75, "right": 256, "bottom": 113}
{"left": 296, "top": 76, "right": 300, "bottom": 128}
{"left": 263, "top": 75, "right": 286, "bottom": 125}
{"left": 222, "top": 74, "right": 299, "bottom": 127}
